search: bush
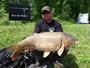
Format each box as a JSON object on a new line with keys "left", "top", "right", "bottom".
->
{"left": 60, "top": 1, "right": 71, "bottom": 20}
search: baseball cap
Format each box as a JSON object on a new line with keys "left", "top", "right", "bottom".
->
{"left": 41, "top": 6, "right": 51, "bottom": 13}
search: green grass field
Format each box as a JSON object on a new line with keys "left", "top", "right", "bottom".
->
{"left": 0, "top": 21, "right": 90, "bottom": 68}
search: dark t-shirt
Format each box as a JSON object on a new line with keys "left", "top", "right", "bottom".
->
{"left": 34, "top": 19, "right": 63, "bottom": 33}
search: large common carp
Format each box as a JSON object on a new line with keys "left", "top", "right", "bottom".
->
{"left": 6, "top": 32, "right": 78, "bottom": 61}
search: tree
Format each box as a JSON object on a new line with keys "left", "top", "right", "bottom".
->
{"left": 60, "top": 0, "right": 71, "bottom": 20}
{"left": 0, "top": 0, "right": 89, "bottom": 20}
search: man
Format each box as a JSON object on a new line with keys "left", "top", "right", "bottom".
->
{"left": 29, "top": 6, "right": 68, "bottom": 68}
{"left": 34, "top": 6, "right": 63, "bottom": 33}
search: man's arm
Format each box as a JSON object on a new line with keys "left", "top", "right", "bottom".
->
{"left": 34, "top": 23, "right": 41, "bottom": 33}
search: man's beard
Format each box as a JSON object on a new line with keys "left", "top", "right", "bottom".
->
{"left": 45, "top": 17, "right": 51, "bottom": 22}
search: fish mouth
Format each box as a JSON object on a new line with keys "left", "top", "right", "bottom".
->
{"left": 64, "top": 46, "right": 69, "bottom": 48}
{"left": 75, "top": 40, "right": 79, "bottom": 44}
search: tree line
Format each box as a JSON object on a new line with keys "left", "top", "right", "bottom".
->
{"left": 0, "top": 0, "right": 89, "bottom": 21}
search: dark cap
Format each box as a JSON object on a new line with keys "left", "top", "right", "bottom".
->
{"left": 41, "top": 6, "right": 51, "bottom": 13}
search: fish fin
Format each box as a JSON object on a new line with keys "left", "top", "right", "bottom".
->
{"left": 11, "top": 47, "right": 34, "bottom": 61}
{"left": 43, "top": 52, "right": 50, "bottom": 58}
{"left": 24, "top": 49, "right": 29, "bottom": 52}
{"left": 57, "top": 42, "right": 64, "bottom": 56}
{"left": 12, "top": 56, "right": 17, "bottom": 61}
{"left": 11, "top": 49, "right": 22, "bottom": 61}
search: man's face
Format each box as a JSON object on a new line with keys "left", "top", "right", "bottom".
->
{"left": 42, "top": 10, "right": 52, "bottom": 22}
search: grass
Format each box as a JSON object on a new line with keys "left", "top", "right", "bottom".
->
{"left": 61, "top": 24, "right": 90, "bottom": 68}
{"left": 0, "top": 19, "right": 90, "bottom": 68}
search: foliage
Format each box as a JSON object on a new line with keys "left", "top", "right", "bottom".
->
{"left": 0, "top": 0, "right": 90, "bottom": 21}
{"left": 79, "top": 0, "right": 88, "bottom": 13}
{"left": 0, "top": 8, "right": 5, "bottom": 18}
{"left": 0, "top": 1, "right": 6, "bottom": 18}
{"left": 88, "top": 0, "right": 90, "bottom": 19}
{"left": 60, "top": 0, "right": 71, "bottom": 20}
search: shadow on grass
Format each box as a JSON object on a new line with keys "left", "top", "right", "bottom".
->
{"left": 44, "top": 53, "right": 79, "bottom": 68}
{"left": 60, "top": 54, "right": 79, "bottom": 68}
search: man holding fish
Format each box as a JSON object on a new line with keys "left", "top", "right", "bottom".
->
{"left": 31, "top": 6, "right": 69, "bottom": 68}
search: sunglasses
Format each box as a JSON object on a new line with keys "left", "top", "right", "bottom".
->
{"left": 42, "top": 11, "right": 50, "bottom": 15}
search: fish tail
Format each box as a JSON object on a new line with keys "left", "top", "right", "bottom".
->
{"left": 6, "top": 43, "right": 22, "bottom": 61}
{"left": 6, "top": 43, "right": 18, "bottom": 53}
{"left": 11, "top": 49, "right": 22, "bottom": 61}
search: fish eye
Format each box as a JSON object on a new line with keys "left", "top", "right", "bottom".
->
{"left": 70, "top": 38, "right": 77, "bottom": 42}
